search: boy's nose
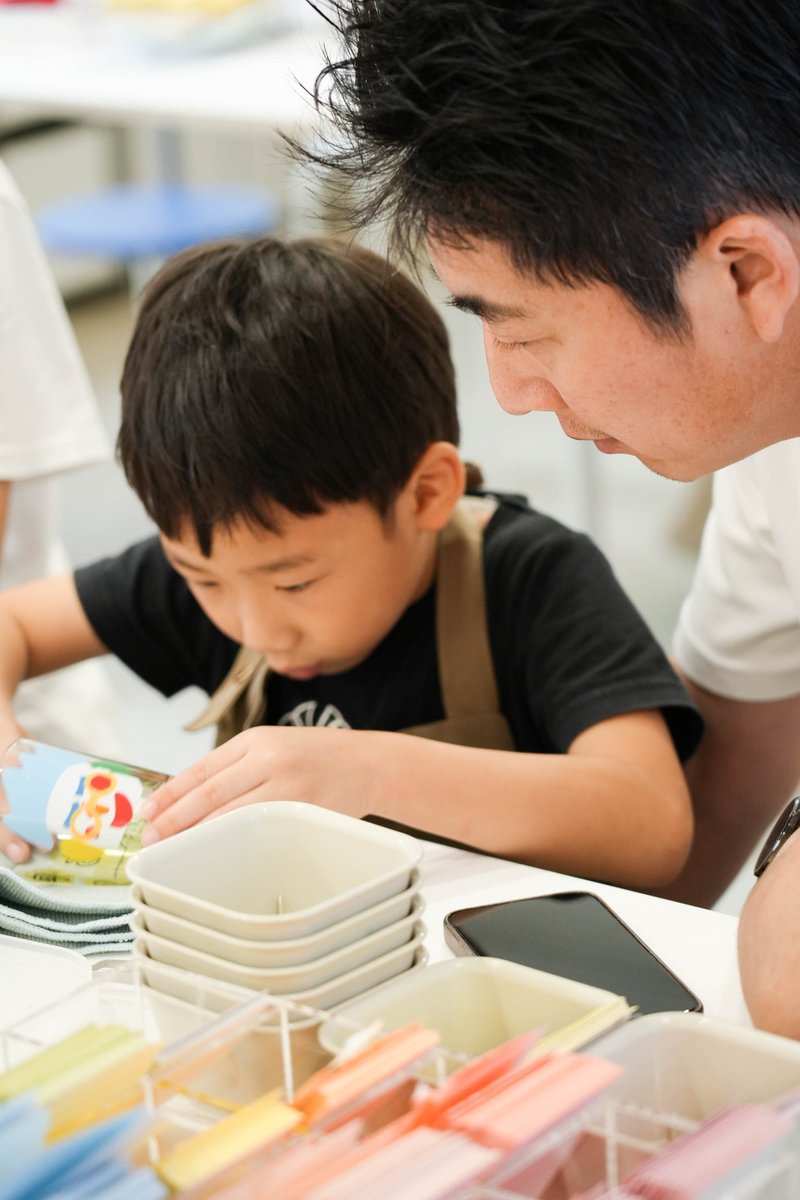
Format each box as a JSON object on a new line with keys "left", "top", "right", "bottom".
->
{"left": 240, "top": 610, "right": 298, "bottom": 656}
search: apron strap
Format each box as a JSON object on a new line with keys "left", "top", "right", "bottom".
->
{"left": 404, "top": 497, "right": 514, "bottom": 750}
{"left": 184, "top": 644, "right": 269, "bottom": 746}
{"left": 433, "top": 499, "right": 503, "bottom": 721}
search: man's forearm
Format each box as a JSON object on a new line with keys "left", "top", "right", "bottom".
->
{"left": 738, "top": 828, "right": 800, "bottom": 1036}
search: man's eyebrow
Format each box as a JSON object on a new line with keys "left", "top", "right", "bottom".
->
{"left": 445, "top": 293, "right": 531, "bottom": 322}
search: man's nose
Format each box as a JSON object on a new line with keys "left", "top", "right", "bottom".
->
{"left": 486, "top": 351, "right": 563, "bottom": 416}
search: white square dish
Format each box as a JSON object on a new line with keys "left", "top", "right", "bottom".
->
{"left": 137, "top": 933, "right": 428, "bottom": 1013}
{"left": 0, "top": 933, "right": 92, "bottom": 1030}
{"left": 127, "top": 803, "right": 421, "bottom": 940}
{"left": 130, "top": 880, "right": 422, "bottom": 967}
{"left": 130, "top": 910, "right": 425, "bottom": 991}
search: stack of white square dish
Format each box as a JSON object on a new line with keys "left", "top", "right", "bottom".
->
{"left": 126, "top": 802, "right": 426, "bottom": 1013}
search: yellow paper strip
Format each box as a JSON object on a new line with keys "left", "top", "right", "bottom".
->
{"left": 156, "top": 1088, "right": 302, "bottom": 1191}
{"left": 532, "top": 998, "right": 634, "bottom": 1056}
{"left": 0, "top": 1025, "right": 127, "bottom": 1101}
{"left": 47, "top": 1041, "right": 159, "bottom": 1141}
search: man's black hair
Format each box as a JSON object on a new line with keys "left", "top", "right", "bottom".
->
{"left": 118, "top": 236, "right": 457, "bottom": 553}
{"left": 309, "top": 0, "right": 800, "bottom": 327}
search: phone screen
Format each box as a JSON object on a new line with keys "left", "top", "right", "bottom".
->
{"left": 444, "top": 891, "right": 702, "bottom": 1015}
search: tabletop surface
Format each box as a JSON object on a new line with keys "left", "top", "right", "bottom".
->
{"left": 419, "top": 839, "right": 747, "bottom": 1028}
{"left": 0, "top": 6, "right": 329, "bottom": 134}
{"left": 0, "top": 837, "right": 747, "bottom": 1028}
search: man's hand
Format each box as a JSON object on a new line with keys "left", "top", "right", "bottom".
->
{"left": 140, "top": 727, "right": 380, "bottom": 844}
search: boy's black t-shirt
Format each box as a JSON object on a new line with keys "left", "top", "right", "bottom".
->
{"left": 73, "top": 497, "right": 703, "bottom": 759}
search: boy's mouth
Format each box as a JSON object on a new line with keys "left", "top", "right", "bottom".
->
{"left": 274, "top": 663, "right": 322, "bottom": 682}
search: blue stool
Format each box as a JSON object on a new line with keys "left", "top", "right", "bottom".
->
{"left": 37, "top": 182, "right": 281, "bottom": 296}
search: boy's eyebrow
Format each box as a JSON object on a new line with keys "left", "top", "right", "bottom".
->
{"left": 445, "top": 293, "right": 532, "bottom": 322}
{"left": 167, "top": 550, "right": 316, "bottom": 575}
{"left": 249, "top": 555, "right": 316, "bottom": 575}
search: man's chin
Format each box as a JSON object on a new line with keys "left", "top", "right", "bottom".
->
{"left": 634, "top": 454, "right": 704, "bottom": 484}
{"left": 560, "top": 422, "right": 707, "bottom": 483}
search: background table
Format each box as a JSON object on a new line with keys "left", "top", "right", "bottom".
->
{"left": 0, "top": 7, "right": 327, "bottom": 137}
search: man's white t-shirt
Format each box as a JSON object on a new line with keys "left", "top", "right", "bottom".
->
{"left": 674, "top": 437, "right": 800, "bottom": 701}
{"left": 0, "top": 159, "right": 121, "bottom": 751}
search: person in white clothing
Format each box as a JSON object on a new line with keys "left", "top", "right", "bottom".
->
{"left": 666, "top": 443, "right": 800, "bottom": 907}
{"left": 674, "top": 440, "right": 800, "bottom": 1035}
{"left": 0, "top": 158, "right": 120, "bottom": 758}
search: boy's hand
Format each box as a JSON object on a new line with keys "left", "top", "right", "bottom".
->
{"left": 0, "top": 719, "right": 34, "bottom": 865}
{"left": 139, "top": 727, "right": 379, "bottom": 844}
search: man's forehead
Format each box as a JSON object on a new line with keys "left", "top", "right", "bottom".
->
{"left": 427, "top": 236, "right": 545, "bottom": 321}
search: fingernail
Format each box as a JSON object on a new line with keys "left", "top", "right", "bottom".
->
{"left": 6, "top": 843, "right": 26, "bottom": 863}
{"left": 140, "top": 828, "right": 160, "bottom": 847}
{"left": 140, "top": 801, "right": 155, "bottom": 821}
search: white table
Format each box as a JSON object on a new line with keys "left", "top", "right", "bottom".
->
{"left": 419, "top": 839, "right": 747, "bottom": 1027}
{"left": 0, "top": 7, "right": 328, "bottom": 137}
{"left": 0, "top": 837, "right": 746, "bottom": 1035}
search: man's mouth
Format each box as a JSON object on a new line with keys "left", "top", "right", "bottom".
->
{"left": 558, "top": 420, "right": 624, "bottom": 454}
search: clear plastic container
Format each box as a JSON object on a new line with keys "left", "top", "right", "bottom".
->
{"left": 461, "top": 1012, "right": 800, "bottom": 1199}
{"left": 319, "top": 957, "right": 631, "bottom": 1067}
{"left": 4, "top": 964, "right": 800, "bottom": 1199}
{"left": 0, "top": 737, "right": 169, "bottom": 885}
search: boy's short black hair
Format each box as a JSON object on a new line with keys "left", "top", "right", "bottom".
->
{"left": 118, "top": 236, "right": 458, "bottom": 554}
{"left": 310, "top": 0, "right": 800, "bottom": 329}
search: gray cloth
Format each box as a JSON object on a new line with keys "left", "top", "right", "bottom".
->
{"left": 0, "top": 866, "right": 133, "bottom": 956}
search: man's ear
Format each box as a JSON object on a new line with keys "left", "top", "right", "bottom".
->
{"left": 406, "top": 442, "right": 466, "bottom": 532}
{"left": 694, "top": 214, "right": 800, "bottom": 343}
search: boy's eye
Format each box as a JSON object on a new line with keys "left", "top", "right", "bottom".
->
{"left": 190, "top": 579, "right": 219, "bottom": 591}
{"left": 277, "top": 580, "right": 315, "bottom": 594}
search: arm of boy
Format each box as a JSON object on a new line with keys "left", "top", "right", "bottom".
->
{"left": 0, "top": 574, "right": 109, "bottom": 864}
{"left": 140, "top": 708, "right": 692, "bottom": 889}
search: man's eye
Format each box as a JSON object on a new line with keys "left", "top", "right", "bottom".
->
{"left": 494, "top": 334, "right": 546, "bottom": 351}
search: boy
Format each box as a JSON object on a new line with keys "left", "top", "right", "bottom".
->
{"left": 0, "top": 236, "right": 701, "bottom": 888}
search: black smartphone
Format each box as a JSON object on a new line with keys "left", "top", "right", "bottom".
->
{"left": 443, "top": 891, "right": 702, "bottom": 1016}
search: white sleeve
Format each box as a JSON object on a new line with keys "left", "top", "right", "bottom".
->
{"left": 673, "top": 442, "right": 800, "bottom": 701}
{"left": 0, "top": 160, "right": 108, "bottom": 482}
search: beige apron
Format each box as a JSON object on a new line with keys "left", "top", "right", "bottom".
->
{"left": 185, "top": 500, "right": 515, "bottom": 752}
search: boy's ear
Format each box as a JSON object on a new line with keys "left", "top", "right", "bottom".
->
{"left": 689, "top": 214, "right": 800, "bottom": 343}
{"left": 406, "top": 442, "right": 466, "bottom": 532}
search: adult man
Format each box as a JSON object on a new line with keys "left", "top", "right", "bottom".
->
{"left": 309, "top": 0, "right": 800, "bottom": 1032}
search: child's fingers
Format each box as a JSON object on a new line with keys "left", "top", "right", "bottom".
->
{"left": 0, "top": 822, "right": 31, "bottom": 865}
{"left": 141, "top": 754, "right": 268, "bottom": 844}
{"left": 141, "top": 740, "right": 248, "bottom": 822}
